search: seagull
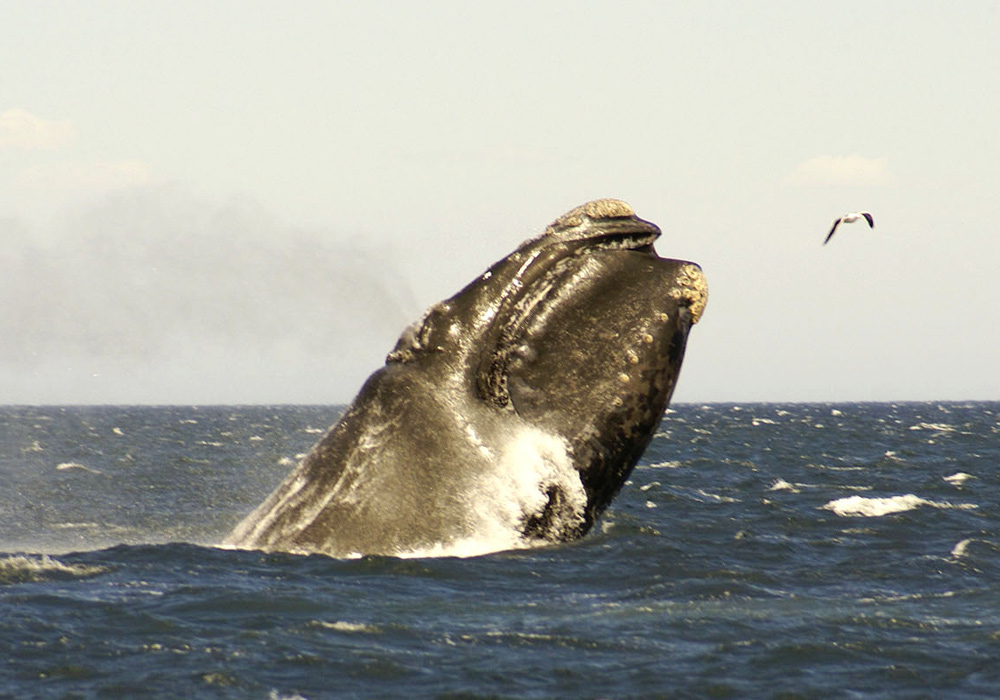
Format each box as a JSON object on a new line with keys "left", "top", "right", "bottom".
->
{"left": 824, "top": 211, "right": 874, "bottom": 245}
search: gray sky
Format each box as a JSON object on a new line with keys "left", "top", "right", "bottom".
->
{"left": 2, "top": 1, "right": 998, "bottom": 404}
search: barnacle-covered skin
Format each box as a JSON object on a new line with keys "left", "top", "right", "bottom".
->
{"left": 226, "top": 200, "right": 707, "bottom": 557}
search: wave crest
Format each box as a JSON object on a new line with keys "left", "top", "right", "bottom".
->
{"left": 0, "top": 554, "right": 109, "bottom": 584}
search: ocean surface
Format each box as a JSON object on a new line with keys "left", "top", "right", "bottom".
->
{"left": 1, "top": 402, "right": 998, "bottom": 698}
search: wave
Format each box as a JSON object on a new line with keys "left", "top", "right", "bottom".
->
{"left": 908, "top": 422, "right": 956, "bottom": 432}
{"left": 0, "top": 554, "right": 109, "bottom": 584}
{"left": 56, "top": 461, "right": 103, "bottom": 474}
{"left": 821, "top": 494, "right": 978, "bottom": 518}
{"left": 307, "top": 620, "right": 380, "bottom": 634}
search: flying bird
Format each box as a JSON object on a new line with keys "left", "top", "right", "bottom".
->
{"left": 824, "top": 211, "right": 874, "bottom": 245}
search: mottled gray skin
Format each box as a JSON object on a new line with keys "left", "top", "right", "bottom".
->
{"left": 226, "top": 200, "right": 707, "bottom": 557}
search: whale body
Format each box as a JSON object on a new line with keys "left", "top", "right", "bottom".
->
{"left": 226, "top": 199, "right": 707, "bottom": 557}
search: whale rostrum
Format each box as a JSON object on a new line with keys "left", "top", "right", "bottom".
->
{"left": 226, "top": 199, "right": 707, "bottom": 557}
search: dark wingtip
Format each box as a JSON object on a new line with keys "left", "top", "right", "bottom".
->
{"left": 863, "top": 212, "right": 874, "bottom": 228}
{"left": 824, "top": 220, "right": 839, "bottom": 245}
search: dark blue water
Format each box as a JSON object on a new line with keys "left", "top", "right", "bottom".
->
{"left": 2, "top": 403, "right": 998, "bottom": 698}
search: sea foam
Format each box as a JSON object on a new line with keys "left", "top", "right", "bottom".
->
{"left": 822, "top": 494, "right": 978, "bottom": 517}
{"left": 399, "top": 426, "right": 585, "bottom": 559}
{"left": 0, "top": 554, "right": 109, "bottom": 584}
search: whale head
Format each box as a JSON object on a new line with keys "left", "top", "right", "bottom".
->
{"left": 385, "top": 199, "right": 707, "bottom": 534}
{"left": 227, "top": 199, "right": 707, "bottom": 556}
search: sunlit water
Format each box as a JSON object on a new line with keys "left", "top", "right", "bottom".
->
{"left": 2, "top": 402, "right": 998, "bottom": 698}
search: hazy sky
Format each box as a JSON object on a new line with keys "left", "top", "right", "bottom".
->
{"left": 3, "top": 1, "right": 998, "bottom": 404}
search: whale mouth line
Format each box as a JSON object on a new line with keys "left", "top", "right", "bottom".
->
{"left": 501, "top": 202, "right": 663, "bottom": 305}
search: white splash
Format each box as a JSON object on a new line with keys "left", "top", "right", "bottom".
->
{"left": 399, "top": 426, "right": 585, "bottom": 559}
{"left": 943, "top": 472, "right": 973, "bottom": 486}
{"left": 822, "top": 494, "right": 978, "bottom": 517}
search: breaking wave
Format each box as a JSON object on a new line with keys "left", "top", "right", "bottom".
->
{"left": 0, "top": 554, "right": 109, "bottom": 585}
{"left": 821, "top": 494, "right": 978, "bottom": 518}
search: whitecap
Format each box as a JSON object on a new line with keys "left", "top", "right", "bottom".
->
{"left": 821, "top": 494, "right": 977, "bottom": 517}
{"left": 269, "top": 691, "right": 309, "bottom": 700}
{"left": 310, "top": 620, "right": 379, "bottom": 634}
{"left": 0, "top": 554, "right": 109, "bottom": 584}
{"left": 823, "top": 494, "right": 926, "bottom": 517}
{"left": 950, "top": 539, "right": 973, "bottom": 559}
{"left": 769, "top": 478, "right": 801, "bottom": 493}
{"left": 56, "top": 462, "right": 103, "bottom": 475}
{"left": 697, "top": 489, "right": 737, "bottom": 503}
{"left": 908, "top": 422, "right": 955, "bottom": 432}
{"left": 943, "top": 472, "right": 973, "bottom": 486}
{"left": 673, "top": 488, "right": 738, "bottom": 504}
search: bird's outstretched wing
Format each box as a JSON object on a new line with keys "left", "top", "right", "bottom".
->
{"left": 862, "top": 212, "right": 874, "bottom": 228}
{"left": 823, "top": 218, "right": 841, "bottom": 245}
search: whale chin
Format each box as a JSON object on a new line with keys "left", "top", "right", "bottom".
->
{"left": 226, "top": 199, "right": 707, "bottom": 558}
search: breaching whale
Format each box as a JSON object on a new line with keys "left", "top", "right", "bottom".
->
{"left": 226, "top": 199, "right": 707, "bottom": 557}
